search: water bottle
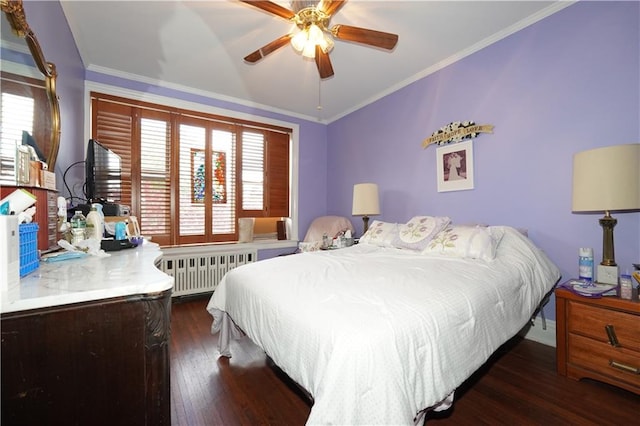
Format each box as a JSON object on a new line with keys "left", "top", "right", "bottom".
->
{"left": 70, "top": 210, "right": 87, "bottom": 245}
{"left": 578, "top": 248, "right": 594, "bottom": 282}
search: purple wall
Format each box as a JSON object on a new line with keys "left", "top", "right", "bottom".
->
{"left": 327, "top": 1, "right": 640, "bottom": 320}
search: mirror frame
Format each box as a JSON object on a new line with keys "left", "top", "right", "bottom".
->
{"left": 1, "top": 0, "right": 60, "bottom": 169}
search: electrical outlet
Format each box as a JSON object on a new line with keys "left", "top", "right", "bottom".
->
{"left": 597, "top": 264, "right": 619, "bottom": 285}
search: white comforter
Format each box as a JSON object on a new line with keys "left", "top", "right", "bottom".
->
{"left": 207, "top": 227, "right": 560, "bottom": 425}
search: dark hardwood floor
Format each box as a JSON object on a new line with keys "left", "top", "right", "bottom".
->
{"left": 170, "top": 297, "right": 639, "bottom": 425}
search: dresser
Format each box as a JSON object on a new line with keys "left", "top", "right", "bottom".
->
{"left": 1, "top": 243, "right": 173, "bottom": 425}
{"left": 1, "top": 185, "right": 58, "bottom": 251}
{"left": 555, "top": 287, "right": 640, "bottom": 394}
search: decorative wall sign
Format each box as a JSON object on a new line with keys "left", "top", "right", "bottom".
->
{"left": 423, "top": 121, "right": 494, "bottom": 148}
{"left": 436, "top": 140, "right": 474, "bottom": 192}
{"left": 191, "top": 149, "right": 227, "bottom": 204}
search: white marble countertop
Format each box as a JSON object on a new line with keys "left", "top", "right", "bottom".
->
{"left": 1, "top": 242, "right": 173, "bottom": 314}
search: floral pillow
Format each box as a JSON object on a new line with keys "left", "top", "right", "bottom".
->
{"left": 422, "top": 225, "right": 505, "bottom": 261}
{"left": 359, "top": 220, "right": 399, "bottom": 247}
{"left": 390, "top": 216, "right": 451, "bottom": 251}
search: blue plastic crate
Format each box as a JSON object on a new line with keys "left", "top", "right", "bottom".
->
{"left": 19, "top": 223, "right": 39, "bottom": 277}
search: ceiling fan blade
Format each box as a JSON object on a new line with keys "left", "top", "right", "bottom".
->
{"left": 244, "top": 34, "right": 293, "bottom": 63}
{"left": 315, "top": 47, "right": 334, "bottom": 79}
{"left": 240, "top": 0, "right": 296, "bottom": 20}
{"left": 319, "top": 0, "right": 347, "bottom": 17}
{"left": 331, "top": 24, "right": 398, "bottom": 50}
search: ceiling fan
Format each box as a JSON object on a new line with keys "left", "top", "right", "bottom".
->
{"left": 241, "top": 0, "right": 399, "bottom": 79}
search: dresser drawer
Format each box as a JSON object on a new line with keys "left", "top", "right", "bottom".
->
{"left": 568, "top": 333, "right": 640, "bottom": 389}
{"left": 568, "top": 301, "right": 640, "bottom": 351}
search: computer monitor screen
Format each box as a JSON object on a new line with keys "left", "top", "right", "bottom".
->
{"left": 85, "top": 139, "right": 121, "bottom": 202}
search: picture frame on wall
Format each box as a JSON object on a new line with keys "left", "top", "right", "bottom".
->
{"left": 436, "top": 140, "right": 474, "bottom": 192}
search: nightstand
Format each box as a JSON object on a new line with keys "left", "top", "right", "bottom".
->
{"left": 555, "top": 286, "right": 640, "bottom": 394}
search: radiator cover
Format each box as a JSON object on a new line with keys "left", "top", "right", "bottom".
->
{"left": 159, "top": 248, "right": 257, "bottom": 297}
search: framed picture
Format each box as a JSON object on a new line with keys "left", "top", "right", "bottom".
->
{"left": 436, "top": 140, "right": 474, "bottom": 192}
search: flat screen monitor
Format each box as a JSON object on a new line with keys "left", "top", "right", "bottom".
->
{"left": 85, "top": 139, "right": 121, "bottom": 202}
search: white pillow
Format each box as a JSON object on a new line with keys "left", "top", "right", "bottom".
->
{"left": 422, "top": 225, "right": 505, "bottom": 261}
{"left": 391, "top": 216, "right": 451, "bottom": 251}
{"left": 359, "top": 220, "right": 398, "bottom": 247}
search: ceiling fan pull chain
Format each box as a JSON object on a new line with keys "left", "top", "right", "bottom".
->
{"left": 317, "top": 78, "right": 324, "bottom": 121}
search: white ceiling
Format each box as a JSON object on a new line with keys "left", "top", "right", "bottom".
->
{"left": 60, "top": 1, "right": 570, "bottom": 123}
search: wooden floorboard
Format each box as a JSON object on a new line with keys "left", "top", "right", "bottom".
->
{"left": 170, "top": 297, "right": 639, "bottom": 425}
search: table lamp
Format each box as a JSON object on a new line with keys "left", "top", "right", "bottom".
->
{"left": 352, "top": 183, "right": 380, "bottom": 234}
{"left": 572, "top": 143, "right": 640, "bottom": 284}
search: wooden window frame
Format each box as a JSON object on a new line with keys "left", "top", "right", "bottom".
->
{"left": 90, "top": 92, "right": 291, "bottom": 246}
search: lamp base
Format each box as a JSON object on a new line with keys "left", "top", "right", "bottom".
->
{"left": 597, "top": 264, "right": 619, "bottom": 285}
{"left": 362, "top": 215, "right": 370, "bottom": 234}
{"left": 599, "top": 213, "right": 617, "bottom": 266}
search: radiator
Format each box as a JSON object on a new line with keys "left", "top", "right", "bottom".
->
{"left": 159, "top": 248, "right": 257, "bottom": 297}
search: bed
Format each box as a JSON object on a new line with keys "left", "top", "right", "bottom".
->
{"left": 207, "top": 219, "right": 560, "bottom": 425}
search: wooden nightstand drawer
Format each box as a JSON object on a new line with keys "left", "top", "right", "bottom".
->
{"left": 556, "top": 287, "right": 640, "bottom": 395}
{"left": 569, "top": 333, "right": 640, "bottom": 389}
{"left": 568, "top": 301, "right": 640, "bottom": 351}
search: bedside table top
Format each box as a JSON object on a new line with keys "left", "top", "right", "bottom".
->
{"left": 555, "top": 286, "right": 640, "bottom": 314}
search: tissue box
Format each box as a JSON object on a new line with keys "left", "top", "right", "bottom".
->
{"left": 41, "top": 170, "right": 56, "bottom": 190}
{"left": 0, "top": 216, "right": 20, "bottom": 290}
{"left": 19, "top": 223, "right": 39, "bottom": 277}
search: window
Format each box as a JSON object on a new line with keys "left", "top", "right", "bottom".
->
{"left": 0, "top": 72, "right": 48, "bottom": 185}
{"left": 242, "top": 131, "right": 264, "bottom": 210}
{"left": 140, "top": 115, "right": 172, "bottom": 240}
{"left": 90, "top": 93, "right": 291, "bottom": 246}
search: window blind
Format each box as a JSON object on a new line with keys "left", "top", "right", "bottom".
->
{"left": 1, "top": 72, "right": 48, "bottom": 185}
{"left": 0, "top": 92, "right": 33, "bottom": 184}
{"left": 140, "top": 116, "right": 172, "bottom": 242}
{"left": 242, "top": 131, "right": 264, "bottom": 211}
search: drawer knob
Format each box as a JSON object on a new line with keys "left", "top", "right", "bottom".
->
{"left": 604, "top": 324, "right": 620, "bottom": 347}
{"left": 609, "top": 360, "right": 640, "bottom": 375}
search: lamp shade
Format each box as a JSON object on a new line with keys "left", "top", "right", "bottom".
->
{"left": 352, "top": 183, "right": 380, "bottom": 216}
{"left": 572, "top": 143, "right": 640, "bottom": 213}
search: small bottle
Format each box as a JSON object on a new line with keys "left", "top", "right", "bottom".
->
{"left": 92, "top": 203, "right": 105, "bottom": 238}
{"left": 85, "top": 206, "right": 102, "bottom": 241}
{"left": 619, "top": 273, "right": 632, "bottom": 300}
{"left": 70, "top": 210, "right": 87, "bottom": 246}
{"left": 578, "top": 248, "right": 594, "bottom": 282}
{"left": 114, "top": 221, "right": 127, "bottom": 240}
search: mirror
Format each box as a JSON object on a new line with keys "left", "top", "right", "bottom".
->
{"left": 1, "top": 0, "right": 60, "bottom": 169}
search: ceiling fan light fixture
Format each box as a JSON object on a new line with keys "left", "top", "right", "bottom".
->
{"left": 319, "top": 34, "right": 334, "bottom": 53}
{"left": 292, "top": 23, "right": 333, "bottom": 58}
{"left": 308, "top": 23, "right": 324, "bottom": 43}
{"left": 301, "top": 40, "right": 316, "bottom": 58}
{"left": 291, "top": 29, "right": 309, "bottom": 52}
{"left": 241, "top": 0, "right": 398, "bottom": 79}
